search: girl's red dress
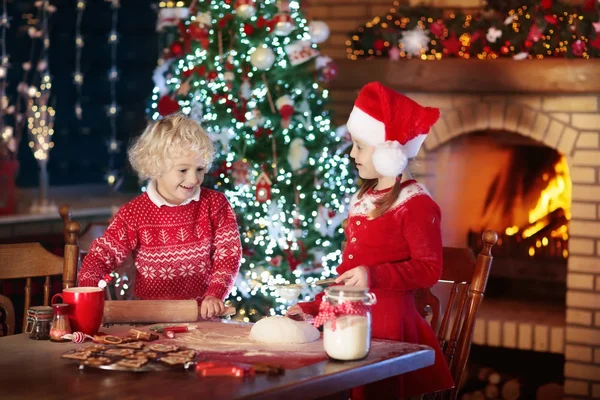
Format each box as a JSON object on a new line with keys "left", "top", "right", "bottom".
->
{"left": 299, "top": 180, "right": 454, "bottom": 399}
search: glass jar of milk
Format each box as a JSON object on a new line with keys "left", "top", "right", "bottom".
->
{"left": 321, "top": 286, "right": 377, "bottom": 361}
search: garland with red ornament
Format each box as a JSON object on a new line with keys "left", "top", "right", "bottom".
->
{"left": 347, "top": 0, "right": 600, "bottom": 60}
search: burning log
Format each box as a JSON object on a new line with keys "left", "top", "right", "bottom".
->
{"left": 468, "top": 208, "right": 568, "bottom": 263}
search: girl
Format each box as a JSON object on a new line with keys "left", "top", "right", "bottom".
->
{"left": 78, "top": 114, "right": 242, "bottom": 320}
{"left": 289, "top": 82, "right": 454, "bottom": 399}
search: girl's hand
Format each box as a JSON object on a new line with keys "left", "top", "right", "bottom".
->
{"left": 200, "top": 295, "right": 225, "bottom": 319}
{"left": 335, "top": 266, "right": 369, "bottom": 288}
{"left": 286, "top": 304, "right": 303, "bottom": 317}
{"left": 286, "top": 304, "right": 309, "bottom": 321}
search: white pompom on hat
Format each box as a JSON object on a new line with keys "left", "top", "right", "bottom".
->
{"left": 346, "top": 82, "right": 440, "bottom": 177}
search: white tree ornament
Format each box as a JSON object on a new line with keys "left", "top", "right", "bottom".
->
{"left": 486, "top": 27, "right": 503, "bottom": 43}
{"left": 189, "top": 101, "right": 203, "bottom": 121}
{"left": 287, "top": 138, "right": 308, "bottom": 171}
{"left": 235, "top": 0, "right": 256, "bottom": 19}
{"left": 308, "top": 21, "right": 330, "bottom": 44}
{"left": 400, "top": 27, "right": 430, "bottom": 56}
{"left": 196, "top": 11, "right": 212, "bottom": 27}
{"left": 250, "top": 45, "right": 275, "bottom": 70}
{"left": 152, "top": 59, "right": 173, "bottom": 96}
{"left": 210, "top": 128, "right": 233, "bottom": 150}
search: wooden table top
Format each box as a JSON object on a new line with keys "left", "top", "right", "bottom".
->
{"left": 0, "top": 322, "right": 434, "bottom": 400}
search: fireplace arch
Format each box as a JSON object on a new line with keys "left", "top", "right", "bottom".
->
{"left": 407, "top": 92, "right": 600, "bottom": 394}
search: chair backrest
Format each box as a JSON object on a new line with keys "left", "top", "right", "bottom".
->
{"left": 60, "top": 205, "right": 109, "bottom": 255}
{"left": 77, "top": 223, "right": 111, "bottom": 255}
{"left": 60, "top": 204, "right": 135, "bottom": 300}
{"left": 0, "top": 221, "right": 81, "bottom": 334}
{"left": 417, "top": 230, "right": 498, "bottom": 400}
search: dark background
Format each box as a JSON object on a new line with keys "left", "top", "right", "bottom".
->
{"left": 4, "top": 0, "right": 158, "bottom": 188}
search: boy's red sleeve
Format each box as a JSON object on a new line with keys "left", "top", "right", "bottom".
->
{"left": 77, "top": 209, "right": 137, "bottom": 287}
{"left": 203, "top": 193, "right": 242, "bottom": 302}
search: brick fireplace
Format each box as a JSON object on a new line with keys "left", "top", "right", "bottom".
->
{"left": 330, "top": 59, "right": 600, "bottom": 399}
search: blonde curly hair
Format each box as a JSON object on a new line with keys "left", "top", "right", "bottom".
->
{"left": 128, "top": 114, "right": 214, "bottom": 180}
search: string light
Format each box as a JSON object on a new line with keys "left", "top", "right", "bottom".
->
{"left": 24, "top": 0, "right": 56, "bottom": 209}
{"left": 73, "top": 1, "right": 85, "bottom": 119}
{"left": 27, "top": 0, "right": 54, "bottom": 162}
{"left": 105, "top": 0, "right": 121, "bottom": 186}
{"left": 0, "top": 0, "right": 14, "bottom": 159}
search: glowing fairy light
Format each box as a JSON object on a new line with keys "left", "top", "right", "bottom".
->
{"left": 105, "top": 0, "right": 121, "bottom": 186}
{"left": 73, "top": 1, "right": 86, "bottom": 119}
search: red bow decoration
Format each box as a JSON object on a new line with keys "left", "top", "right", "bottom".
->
{"left": 157, "top": 95, "right": 180, "bottom": 116}
{"left": 254, "top": 127, "right": 273, "bottom": 139}
{"left": 218, "top": 14, "right": 234, "bottom": 28}
{"left": 283, "top": 249, "right": 302, "bottom": 271}
{"left": 313, "top": 300, "right": 371, "bottom": 331}
{"left": 256, "top": 16, "right": 267, "bottom": 29}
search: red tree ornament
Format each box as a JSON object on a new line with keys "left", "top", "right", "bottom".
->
{"left": 275, "top": 95, "right": 294, "bottom": 128}
{"left": 582, "top": 0, "right": 596, "bottom": 12}
{"left": 316, "top": 56, "right": 338, "bottom": 82}
{"left": 373, "top": 38, "right": 385, "bottom": 51}
{"left": 256, "top": 16, "right": 267, "bottom": 29}
{"left": 544, "top": 15, "right": 558, "bottom": 25}
{"left": 255, "top": 171, "right": 272, "bottom": 202}
{"left": 170, "top": 42, "right": 183, "bottom": 57}
{"left": 528, "top": 24, "right": 543, "bottom": 42}
{"left": 189, "top": 23, "right": 209, "bottom": 41}
{"left": 429, "top": 20, "right": 446, "bottom": 38}
{"left": 243, "top": 24, "right": 255, "bottom": 36}
{"left": 232, "top": 160, "right": 249, "bottom": 186}
{"left": 157, "top": 95, "right": 180, "bottom": 116}
{"left": 441, "top": 33, "right": 462, "bottom": 56}
{"left": 269, "top": 255, "right": 282, "bottom": 267}
{"left": 572, "top": 40, "right": 586, "bottom": 56}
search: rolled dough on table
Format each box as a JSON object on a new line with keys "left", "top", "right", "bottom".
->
{"left": 250, "top": 316, "right": 320, "bottom": 344}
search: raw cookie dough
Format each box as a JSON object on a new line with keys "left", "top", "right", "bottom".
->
{"left": 250, "top": 316, "right": 320, "bottom": 344}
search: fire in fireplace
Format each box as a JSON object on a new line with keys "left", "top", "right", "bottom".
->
{"left": 469, "top": 152, "right": 571, "bottom": 264}
{"left": 429, "top": 131, "right": 571, "bottom": 302}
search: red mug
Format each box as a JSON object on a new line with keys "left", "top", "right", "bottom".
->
{"left": 52, "top": 287, "right": 105, "bottom": 336}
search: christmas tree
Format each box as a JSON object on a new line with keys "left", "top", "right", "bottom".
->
{"left": 150, "top": 0, "right": 356, "bottom": 321}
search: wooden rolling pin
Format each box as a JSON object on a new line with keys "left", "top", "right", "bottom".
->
{"left": 103, "top": 300, "right": 236, "bottom": 324}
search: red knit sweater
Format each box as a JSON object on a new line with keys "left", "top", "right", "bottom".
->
{"left": 78, "top": 189, "right": 242, "bottom": 303}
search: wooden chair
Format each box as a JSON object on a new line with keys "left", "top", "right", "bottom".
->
{"left": 59, "top": 205, "right": 135, "bottom": 300}
{"left": 0, "top": 221, "right": 81, "bottom": 335}
{"left": 60, "top": 205, "right": 110, "bottom": 257}
{"left": 418, "top": 230, "right": 498, "bottom": 400}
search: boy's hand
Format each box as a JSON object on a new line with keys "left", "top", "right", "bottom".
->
{"left": 200, "top": 295, "right": 225, "bottom": 319}
{"left": 335, "top": 266, "right": 369, "bottom": 288}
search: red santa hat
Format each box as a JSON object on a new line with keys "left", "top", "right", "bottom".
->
{"left": 346, "top": 82, "right": 440, "bottom": 177}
